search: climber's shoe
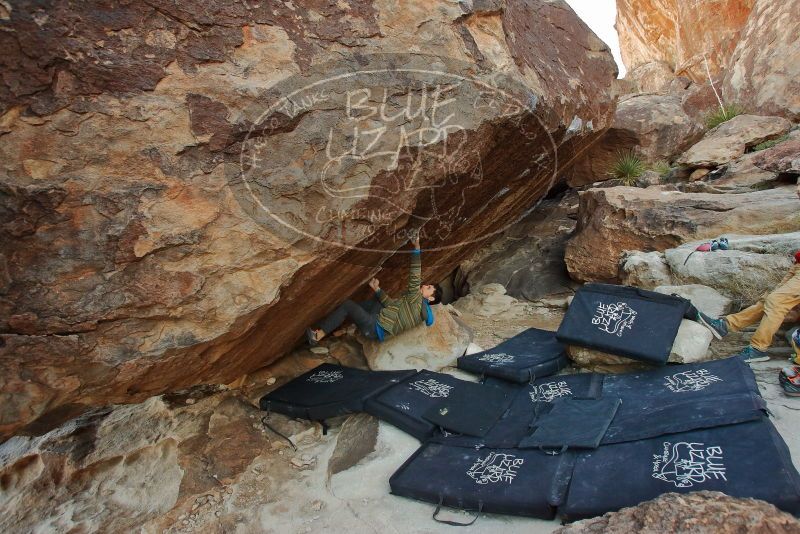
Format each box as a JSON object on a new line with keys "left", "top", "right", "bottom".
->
{"left": 696, "top": 311, "right": 728, "bottom": 340}
{"left": 735, "top": 345, "right": 770, "bottom": 364}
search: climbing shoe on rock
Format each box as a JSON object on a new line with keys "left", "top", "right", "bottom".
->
{"left": 696, "top": 311, "right": 728, "bottom": 340}
{"left": 735, "top": 345, "right": 769, "bottom": 364}
{"left": 305, "top": 328, "right": 319, "bottom": 347}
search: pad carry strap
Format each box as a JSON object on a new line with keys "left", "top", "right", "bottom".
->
{"left": 432, "top": 495, "right": 482, "bottom": 527}
{"left": 527, "top": 369, "right": 537, "bottom": 385}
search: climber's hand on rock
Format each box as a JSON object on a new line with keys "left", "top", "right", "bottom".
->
{"left": 411, "top": 233, "right": 420, "bottom": 249}
{"left": 369, "top": 278, "right": 380, "bottom": 291}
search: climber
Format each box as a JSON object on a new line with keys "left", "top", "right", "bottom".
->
{"left": 306, "top": 234, "right": 442, "bottom": 345}
{"left": 697, "top": 250, "right": 800, "bottom": 364}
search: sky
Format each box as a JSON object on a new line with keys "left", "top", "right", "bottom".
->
{"left": 564, "top": 0, "right": 627, "bottom": 77}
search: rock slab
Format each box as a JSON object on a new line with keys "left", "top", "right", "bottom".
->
{"left": 360, "top": 306, "right": 472, "bottom": 371}
{"left": 556, "top": 491, "right": 800, "bottom": 534}
{"left": 567, "top": 319, "right": 712, "bottom": 369}
{"left": 677, "top": 115, "right": 791, "bottom": 168}
{"left": 565, "top": 186, "right": 800, "bottom": 283}
{"left": 752, "top": 138, "right": 800, "bottom": 175}
{"left": 665, "top": 245, "right": 793, "bottom": 308}
{"left": 620, "top": 252, "right": 673, "bottom": 289}
{"left": 653, "top": 284, "right": 733, "bottom": 318}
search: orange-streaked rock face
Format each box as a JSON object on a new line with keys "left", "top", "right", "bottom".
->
{"left": 616, "top": 0, "right": 755, "bottom": 89}
{"left": 722, "top": 0, "right": 800, "bottom": 120}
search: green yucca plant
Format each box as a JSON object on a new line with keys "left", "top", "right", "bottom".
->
{"left": 609, "top": 151, "right": 646, "bottom": 186}
{"left": 704, "top": 103, "right": 744, "bottom": 129}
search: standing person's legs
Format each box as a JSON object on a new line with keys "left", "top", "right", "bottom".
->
{"left": 725, "top": 301, "right": 766, "bottom": 332}
{"left": 316, "top": 300, "right": 378, "bottom": 339}
{"left": 748, "top": 280, "right": 800, "bottom": 352}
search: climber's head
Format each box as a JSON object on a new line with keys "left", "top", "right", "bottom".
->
{"left": 794, "top": 250, "right": 800, "bottom": 264}
{"left": 421, "top": 284, "right": 443, "bottom": 304}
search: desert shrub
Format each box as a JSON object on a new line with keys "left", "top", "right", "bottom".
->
{"left": 609, "top": 151, "right": 646, "bottom": 186}
{"left": 752, "top": 134, "right": 789, "bottom": 152}
{"left": 725, "top": 272, "right": 784, "bottom": 311}
{"left": 651, "top": 160, "right": 671, "bottom": 177}
{"left": 704, "top": 103, "right": 744, "bottom": 129}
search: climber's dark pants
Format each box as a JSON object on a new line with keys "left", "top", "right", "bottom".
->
{"left": 316, "top": 297, "right": 383, "bottom": 339}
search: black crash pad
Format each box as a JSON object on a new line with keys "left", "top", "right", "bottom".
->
{"left": 556, "top": 284, "right": 690, "bottom": 365}
{"left": 458, "top": 327, "right": 568, "bottom": 383}
{"left": 258, "top": 363, "right": 415, "bottom": 421}
{"left": 364, "top": 370, "right": 479, "bottom": 440}
{"left": 390, "top": 442, "right": 575, "bottom": 519}
{"left": 561, "top": 418, "right": 800, "bottom": 520}
{"left": 421, "top": 380, "right": 515, "bottom": 438}
{"left": 600, "top": 357, "right": 766, "bottom": 444}
{"left": 524, "top": 372, "right": 604, "bottom": 404}
{"left": 431, "top": 373, "right": 604, "bottom": 449}
{"left": 519, "top": 397, "right": 622, "bottom": 450}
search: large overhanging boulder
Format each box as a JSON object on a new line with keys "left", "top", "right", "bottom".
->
{"left": 0, "top": 0, "right": 617, "bottom": 440}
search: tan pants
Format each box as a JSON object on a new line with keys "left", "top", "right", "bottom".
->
{"left": 725, "top": 271, "right": 800, "bottom": 353}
